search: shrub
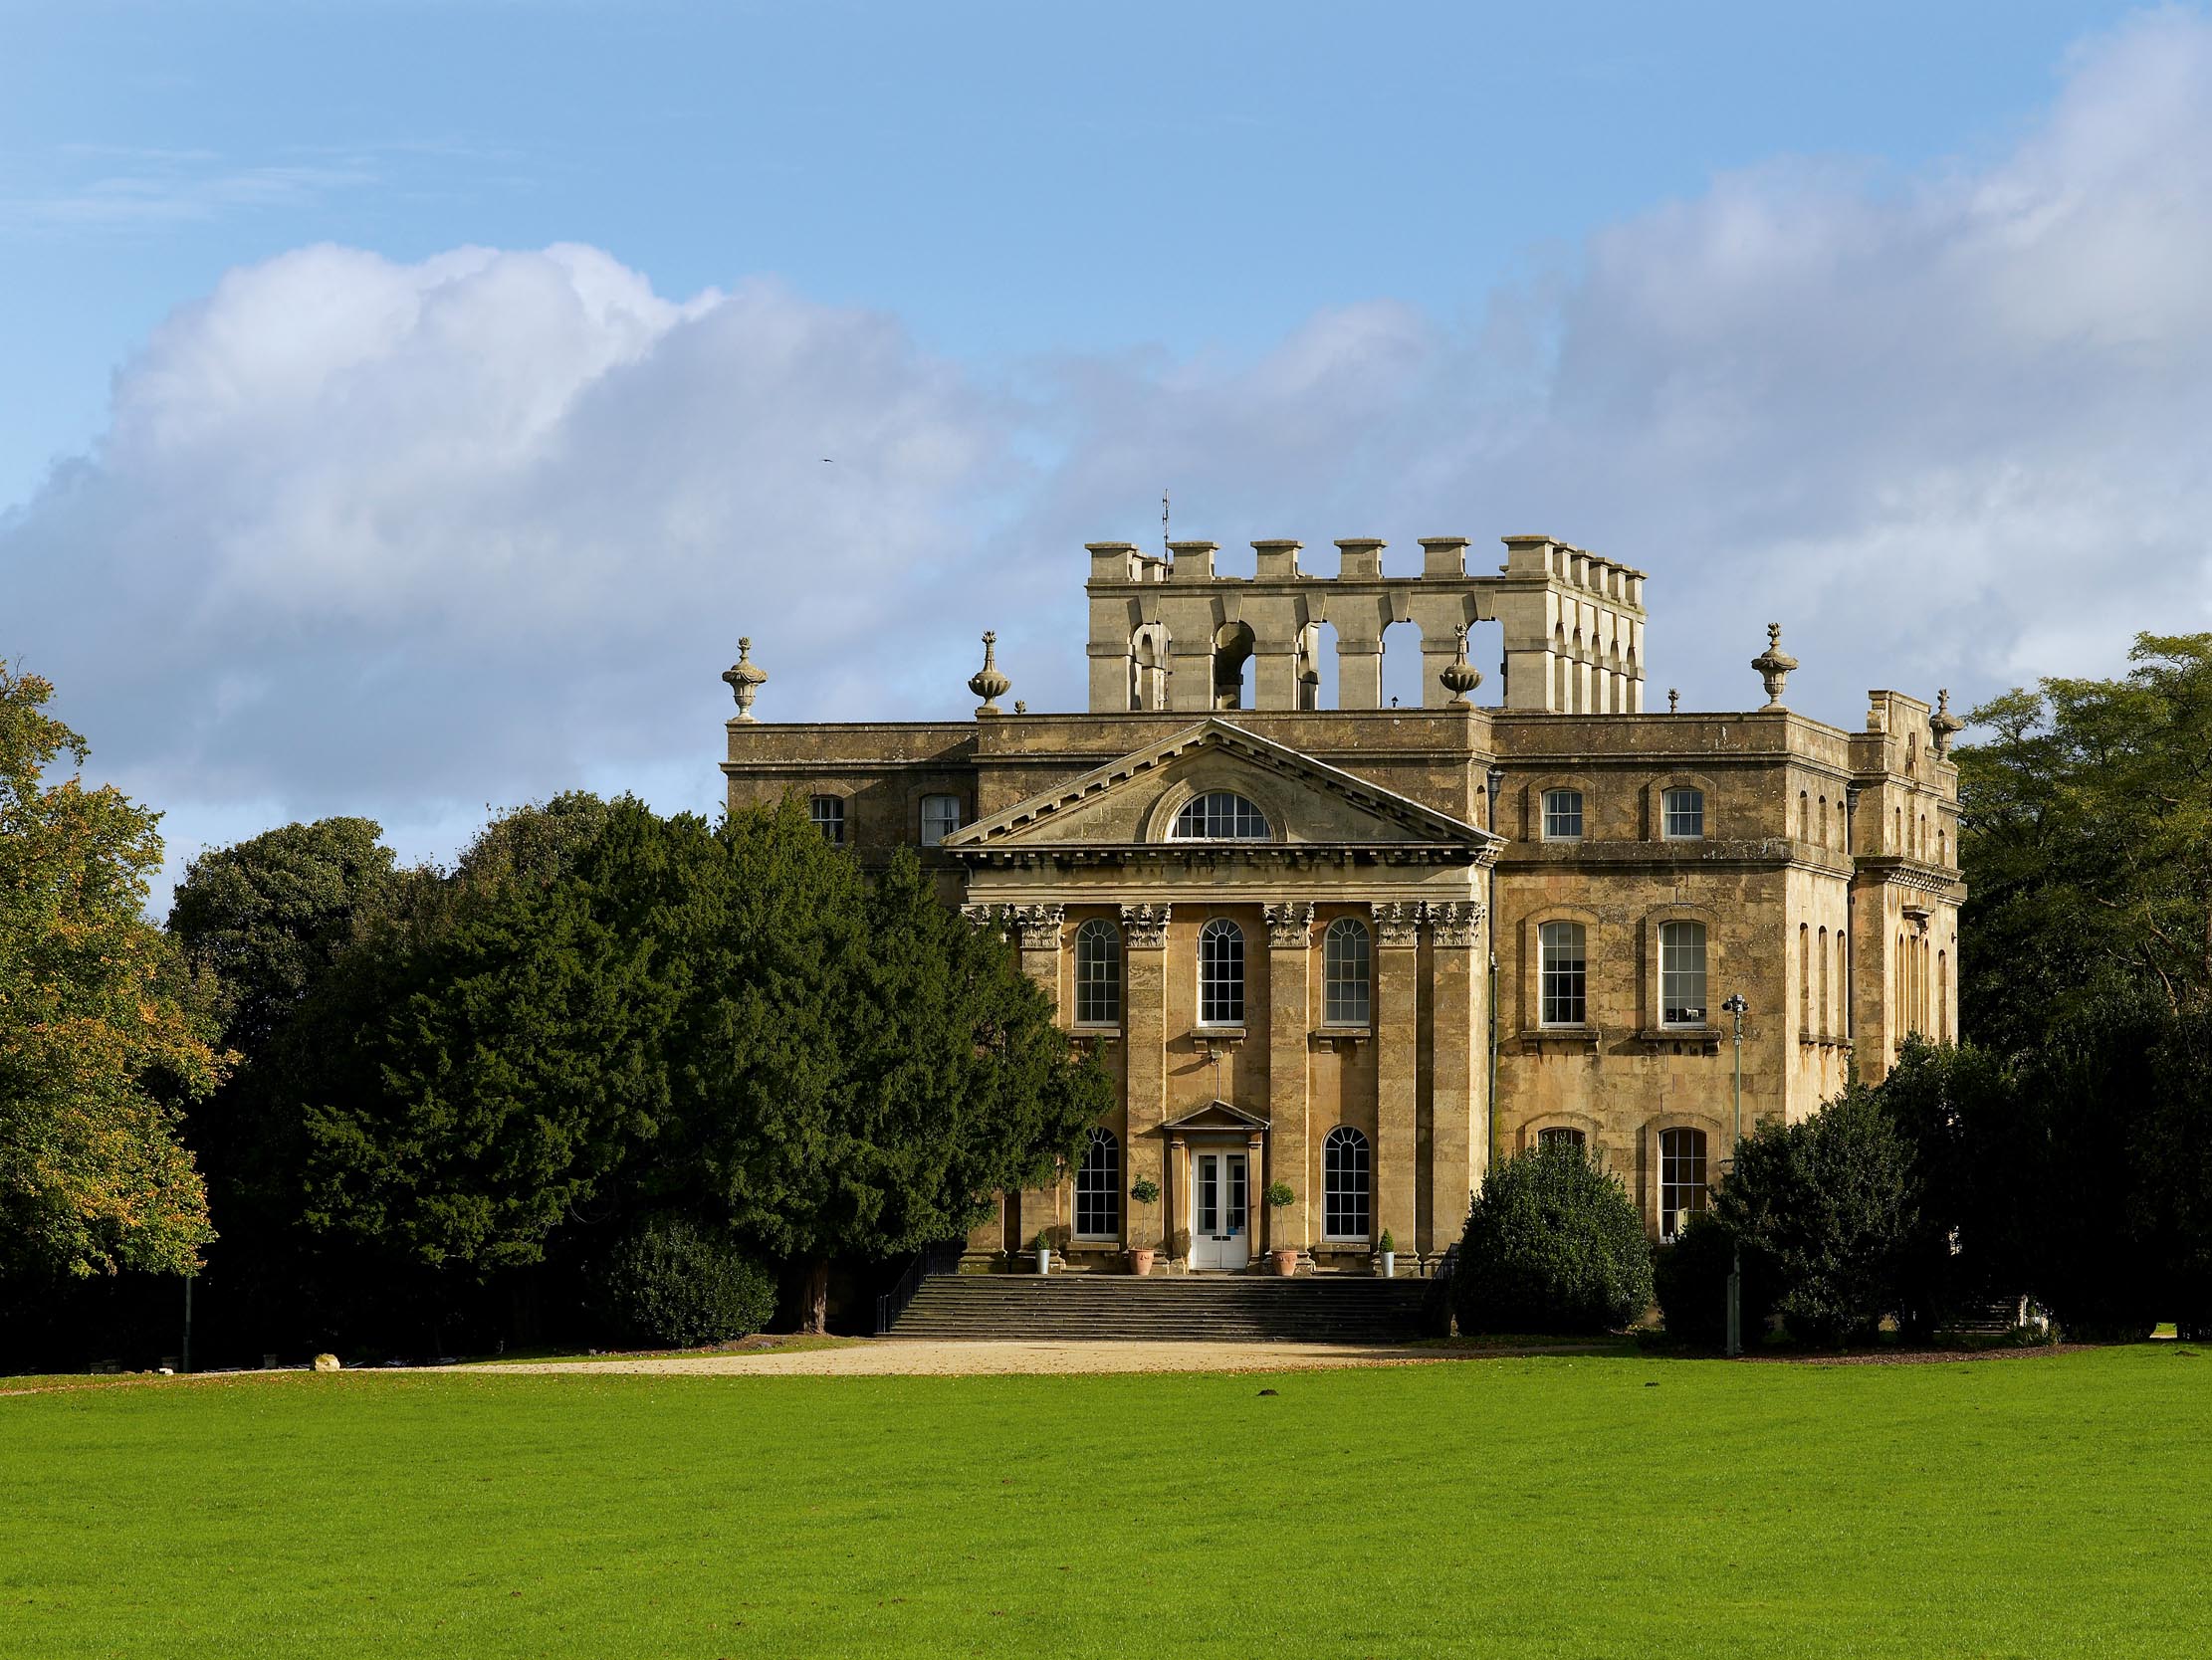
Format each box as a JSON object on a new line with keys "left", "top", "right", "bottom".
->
{"left": 1653, "top": 1210, "right": 1779, "bottom": 1348}
{"left": 1453, "top": 1141, "right": 1653, "bottom": 1334}
{"left": 1715, "top": 1087, "right": 1915, "bottom": 1347}
{"left": 597, "top": 1217, "right": 774, "bottom": 1349}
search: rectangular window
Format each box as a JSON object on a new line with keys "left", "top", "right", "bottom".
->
{"left": 1539, "top": 921, "right": 1587, "bottom": 1026}
{"left": 1660, "top": 921, "right": 1707, "bottom": 1026}
{"left": 1542, "top": 788, "right": 1585, "bottom": 840}
{"left": 920, "top": 793, "right": 962, "bottom": 847}
{"left": 808, "top": 795, "right": 845, "bottom": 845}
{"left": 1661, "top": 786, "right": 1705, "bottom": 840}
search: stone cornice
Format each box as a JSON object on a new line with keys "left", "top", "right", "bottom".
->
{"left": 1857, "top": 856, "right": 1967, "bottom": 901}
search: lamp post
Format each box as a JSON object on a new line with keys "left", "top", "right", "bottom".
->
{"left": 1721, "top": 992, "right": 1748, "bottom": 1356}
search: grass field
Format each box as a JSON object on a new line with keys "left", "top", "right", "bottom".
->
{"left": 3, "top": 1346, "right": 2206, "bottom": 1658}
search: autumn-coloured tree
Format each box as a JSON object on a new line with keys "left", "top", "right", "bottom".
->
{"left": 0, "top": 662, "right": 221, "bottom": 1282}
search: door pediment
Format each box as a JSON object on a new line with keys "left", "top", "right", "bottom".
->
{"left": 1159, "top": 1100, "right": 1271, "bottom": 1136}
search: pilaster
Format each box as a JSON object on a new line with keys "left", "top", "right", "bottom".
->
{"left": 1122, "top": 903, "right": 1171, "bottom": 1251}
{"left": 1425, "top": 901, "right": 1483, "bottom": 1257}
{"left": 1374, "top": 900, "right": 1422, "bottom": 1253}
{"left": 1264, "top": 901, "right": 1314, "bottom": 1256}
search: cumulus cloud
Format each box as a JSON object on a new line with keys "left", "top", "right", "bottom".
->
{"left": 6, "top": 7, "right": 2212, "bottom": 892}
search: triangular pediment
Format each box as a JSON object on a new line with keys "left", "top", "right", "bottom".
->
{"left": 1158, "top": 1100, "right": 1272, "bottom": 1135}
{"left": 942, "top": 720, "right": 1493, "bottom": 854}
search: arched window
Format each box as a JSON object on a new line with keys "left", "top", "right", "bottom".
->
{"left": 1323, "top": 1126, "right": 1371, "bottom": 1241}
{"left": 1198, "top": 919, "right": 1245, "bottom": 1026}
{"left": 1937, "top": 950, "right": 1949, "bottom": 1043}
{"left": 1173, "top": 791, "right": 1269, "bottom": 841}
{"left": 1798, "top": 790, "right": 1810, "bottom": 841}
{"left": 1659, "top": 1127, "right": 1707, "bottom": 1239}
{"left": 1539, "top": 921, "right": 1587, "bottom": 1026}
{"left": 808, "top": 794, "right": 846, "bottom": 845}
{"left": 1798, "top": 924, "right": 1810, "bottom": 1031}
{"left": 1818, "top": 926, "right": 1831, "bottom": 1039}
{"left": 1073, "top": 919, "right": 1122, "bottom": 1026}
{"left": 1818, "top": 794, "right": 1830, "bottom": 848}
{"left": 1659, "top": 920, "right": 1707, "bottom": 1026}
{"left": 1073, "top": 1128, "right": 1120, "bottom": 1240}
{"left": 1537, "top": 1126, "right": 1587, "bottom": 1155}
{"left": 1323, "top": 918, "right": 1371, "bottom": 1026}
{"left": 1661, "top": 785, "right": 1705, "bottom": 840}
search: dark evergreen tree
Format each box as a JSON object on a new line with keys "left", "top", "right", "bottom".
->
{"left": 1714, "top": 1088, "right": 1916, "bottom": 1346}
{"left": 1452, "top": 1139, "right": 1653, "bottom": 1335}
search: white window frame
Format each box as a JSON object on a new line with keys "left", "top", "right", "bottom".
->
{"left": 808, "top": 794, "right": 846, "bottom": 845}
{"left": 1172, "top": 791, "right": 1270, "bottom": 842}
{"left": 1538, "top": 920, "right": 1588, "bottom": 1026}
{"left": 1659, "top": 920, "right": 1708, "bottom": 1027}
{"left": 1322, "top": 1126, "right": 1372, "bottom": 1241}
{"left": 1072, "top": 918, "right": 1122, "bottom": 1027}
{"left": 919, "top": 793, "right": 962, "bottom": 848}
{"left": 1541, "top": 788, "right": 1585, "bottom": 841}
{"left": 1322, "top": 917, "right": 1371, "bottom": 1027}
{"left": 1659, "top": 1127, "right": 1708, "bottom": 1241}
{"left": 1537, "top": 1126, "right": 1587, "bottom": 1155}
{"left": 1198, "top": 919, "right": 1245, "bottom": 1027}
{"left": 1073, "top": 1128, "right": 1121, "bottom": 1241}
{"left": 1661, "top": 786, "right": 1705, "bottom": 841}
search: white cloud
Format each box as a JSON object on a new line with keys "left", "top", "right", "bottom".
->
{"left": 7, "top": 7, "right": 2212, "bottom": 898}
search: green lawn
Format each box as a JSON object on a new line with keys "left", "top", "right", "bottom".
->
{"left": 3, "top": 1347, "right": 2206, "bottom": 1658}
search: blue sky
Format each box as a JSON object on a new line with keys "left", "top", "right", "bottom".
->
{"left": 4, "top": 1, "right": 2208, "bottom": 902}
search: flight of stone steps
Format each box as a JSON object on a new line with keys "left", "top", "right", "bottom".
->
{"left": 889, "top": 1272, "right": 1435, "bottom": 1343}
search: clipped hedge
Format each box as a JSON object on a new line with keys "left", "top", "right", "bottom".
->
{"left": 598, "top": 1216, "right": 775, "bottom": 1349}
{"left": 1453, "top": 1141, "right": 1653, "bottom": 1334}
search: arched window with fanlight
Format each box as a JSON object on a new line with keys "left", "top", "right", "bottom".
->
{"left": 1073, "top": 918, "right": 1122, "bottom": 1027}
{"left": 1172, "top": 790, "right": 1269, "bottom": 841}
{"left": 1322, "top": 917, "right": 1371, "bottom": 1026}
{"left": 1073, "top": 1128, "right": 1121, "bottom": 1240}
{"left": 1323, "top": 1126, "right": 1371, "bottom": 1241}
{"left": 1198, "top": 919, "right": 1245, "bottom": 1026}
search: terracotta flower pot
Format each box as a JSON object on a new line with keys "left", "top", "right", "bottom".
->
{"left": 1128, "top": 1247, "right": 1156, "bottom": 1277}
{"left": 1269, "top": 1248, "right": 1299, "bottom": 1278}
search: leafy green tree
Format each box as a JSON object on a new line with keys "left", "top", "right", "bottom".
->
{"left": 1714, "top": 1089, "right": 1916, "bottom": 1346}
{"left": 0, "top": 662, "right": 220, "bottom": 1283}
{"left": 1653, "top": 1209, "right": 1781, "bottom": 1349}
{"left": 1452, "top": 1139, "right": 1654, "bottom": 1335}
{"left": 167, "top": 818, "right": 400, "bottom": 1057}
{"left": 1958, "top": 634, "right": 2212, "bottom": 1056}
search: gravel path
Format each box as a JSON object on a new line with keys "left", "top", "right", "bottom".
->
{"left": 457, "top": 1339, "right": 1468, "bottom": 1378}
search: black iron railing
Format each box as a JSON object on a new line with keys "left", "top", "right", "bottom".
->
{"left": 874, "top": 1243, "right": 965, "bottom": 1336}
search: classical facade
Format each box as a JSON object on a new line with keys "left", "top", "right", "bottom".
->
{"left": 722, "top": 532, "right": 1963, "bottom": 1275}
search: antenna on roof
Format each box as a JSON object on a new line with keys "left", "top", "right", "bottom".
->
{"left": 1162, "top": 488, "right": 1171, "bottom": 557}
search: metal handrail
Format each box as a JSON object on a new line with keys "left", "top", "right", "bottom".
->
{"left": 873, "top": 1243, "right": 963, "bottom": 1336}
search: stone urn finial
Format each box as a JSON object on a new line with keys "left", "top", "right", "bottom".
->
{"left": 1929, "top": 688, "right": 1964, "bottom": 757}
{"left": 1439, "top": 622, "right": 1482, "bottom": 708}
{"left": 722, "top": 637, "right": 768, "bottom": 722}
{"left": 1751, "top": 623, "right": 1798, "bottom": 710}
{"left": 969, "top": 629, "right": 1010, "bottom": 716}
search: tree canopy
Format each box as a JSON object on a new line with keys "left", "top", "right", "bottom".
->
{"left": 1958, "top": 633, "right": 2212, "bottom": 1054}
{"left": 0, "top": 662, "right": 220, "bottom": 1283}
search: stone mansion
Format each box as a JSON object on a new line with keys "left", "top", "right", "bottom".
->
{"left": 721, "top": 532, "right": 1964, "bottom": 1275}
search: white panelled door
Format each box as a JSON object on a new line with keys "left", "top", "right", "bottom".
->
{"left": 1190, "top": 1149, "right": 1250, "bottom": 1271}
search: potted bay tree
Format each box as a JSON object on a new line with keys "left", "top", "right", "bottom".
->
{"left": 1377, "top": 1228, "right": 1396, "bottom": 1279}
{"left": 1128, "top": 1174, "right": 1161, "bottom": 1275}
{"left": 1264, "top": 1181, "right": 1298, "bottom": 1276}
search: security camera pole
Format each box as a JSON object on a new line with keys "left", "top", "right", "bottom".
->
{"left": 1722, "top": 991, "right": 1749, "bottom": 1357}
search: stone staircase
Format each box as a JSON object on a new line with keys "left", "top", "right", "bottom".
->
{"left": 888, "top": 1272, "right": 1435, "bottom": 1343}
